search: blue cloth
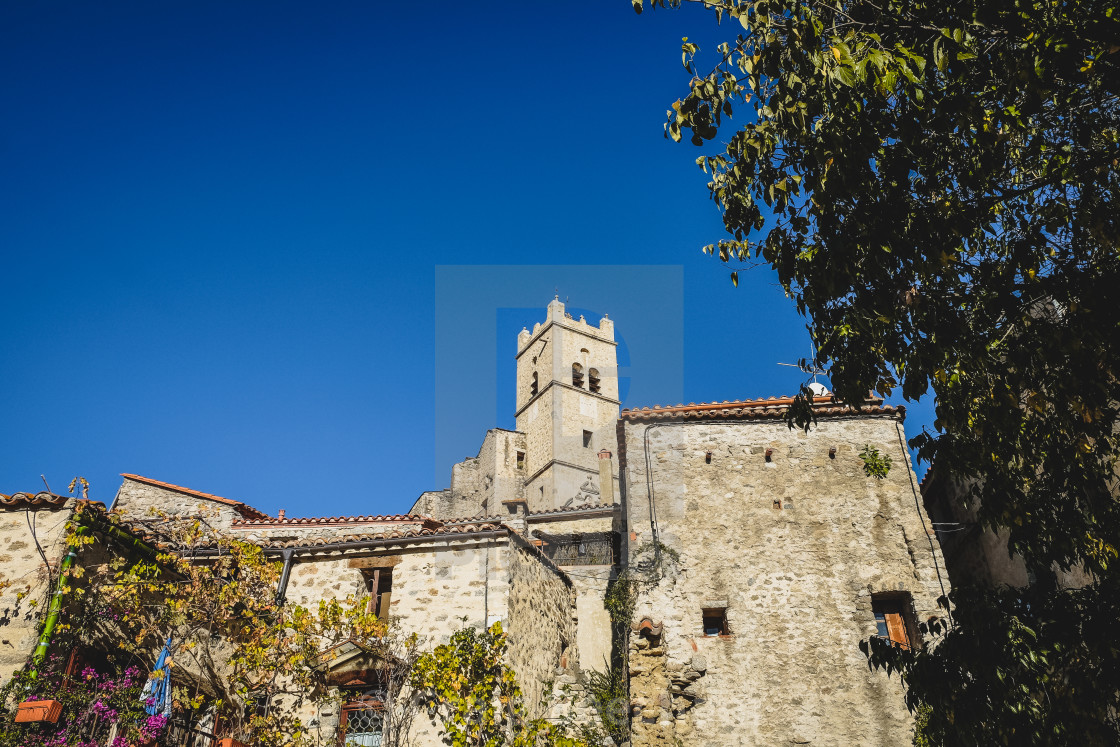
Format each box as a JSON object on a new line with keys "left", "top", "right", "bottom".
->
{"left": 140, "top": 637, "right": 172, "bottom": 717}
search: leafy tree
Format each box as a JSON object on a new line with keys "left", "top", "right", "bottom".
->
{"left": 633, "top": 0, "right": 1120, "bottom": 743}
{"left": 411, "top": 623, "right": 588, "bottom": 747}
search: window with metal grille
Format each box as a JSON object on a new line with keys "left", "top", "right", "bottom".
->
{"left": 340, "top": 694, "right": 384, "bottom": 747}
{"left": 535, "top": 531, "right": 617, "bottom": 566}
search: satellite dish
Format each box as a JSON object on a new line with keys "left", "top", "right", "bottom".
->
{"left": 808, "top": 382, "right": 829, "bottom": 397}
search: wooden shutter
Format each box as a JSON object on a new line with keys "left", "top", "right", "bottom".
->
{"left": 884, "top": 610, "right": 909, "bottom": 648}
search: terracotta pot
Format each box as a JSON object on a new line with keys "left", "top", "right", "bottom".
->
{"left": 15, "top": 699, "right": 63, "bottom": 723}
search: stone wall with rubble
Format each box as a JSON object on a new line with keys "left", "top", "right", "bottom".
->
{"left": 619, "top": 412, "right": 950, "bottom": 746}
{"left": 113, "top": 479, "right": 243, "bottom": 529}
{"left": 502, "top": 533, "right": 578, "bottom": 717}
{"left": 0, "top": 501, "right": 73, "bottom": 686}
{"left": 446, "top": 429, "right": 527, "bottom": 518}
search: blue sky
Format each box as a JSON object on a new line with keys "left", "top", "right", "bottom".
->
{"left": 0, "top": 0, "right": 933, "bottom": 516}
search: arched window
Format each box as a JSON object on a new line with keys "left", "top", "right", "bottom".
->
{"left": 530, "top": 371, "right": 538, "bottom": 397}
{"left": 588, "top": 368, "right": 600, "bottom": 394}
{"left": 572, "top": 363, "right": 584, "bottom": 388}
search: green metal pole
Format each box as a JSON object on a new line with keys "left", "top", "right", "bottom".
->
{"left": 28, "top": 525, "right": 86, "bottom": 679}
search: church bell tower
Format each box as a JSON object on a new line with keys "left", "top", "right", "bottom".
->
{"left": 515, "top": 297, "right": 620, "bottom": 512}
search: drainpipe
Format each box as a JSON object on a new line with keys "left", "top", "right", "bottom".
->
{"left": 275, "top": 548, "right": 295, "bottom": 604}
{"left": 29, "top": 525, "right": 87, "bottom": 679}
{"left": 27, "top": 515, "right": 167, "bottom": 681}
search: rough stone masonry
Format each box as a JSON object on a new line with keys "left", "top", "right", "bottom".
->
{"left": 618, "top": 400, "right": 950, "bottom": 746}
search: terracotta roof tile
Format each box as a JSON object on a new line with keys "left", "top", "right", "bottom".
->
{"left": 259, "top": 522, "right": 507, "bottom": 549}
{"left": 0, "top": 491, "right": 69, "bottom": 510}
{"left": 232, "top": 514, "right": 441, "bottom": 529}
{"left": 620, "top": 395, "right": 900, "bottom": 421}
{"left": 121, "top": 474, "right": 269, "bottom": 520}
{"left": 441, "top": 502, "right": 618, "bottom": 526}
{"left": 442, "top": 513, "right": 507, "bottom": 525}
{"left": 528, "top": 502, "right": 618, "bottom": 518}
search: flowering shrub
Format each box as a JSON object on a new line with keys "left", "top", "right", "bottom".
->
{"left": 0, "top": 658, "right": 155, "bottom": 747}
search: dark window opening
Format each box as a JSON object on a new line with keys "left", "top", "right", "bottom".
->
{"left": 362, "top": 568, "right": 394, "bottom": 619}
{"left": 702, "top": 608, "right": 730, "bottom": 637}
{"left": 572, "top": 363, "right": 584, "bottom": 388}
{"left": 530, "top": 372, "right": 538, "bottom": 397}
{"left": 588, "top": 368, "right": 600, "bottom": 393}
{"left": 516, "top": 451, "right": 525, "bottom": 469}
{"left": 583, "top": 430, "right": 593, "bottom": 448}
{"left": 872, "top": 595, "right": 913, "bottom": 649}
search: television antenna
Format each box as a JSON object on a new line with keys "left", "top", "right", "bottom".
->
{"left": 778, "top": 343, "right": 830, "bottom": 396}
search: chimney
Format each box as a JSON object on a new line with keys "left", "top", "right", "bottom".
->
{"left": 502, "top": 498, "right": 529, "bottom": 535}
{"left": 277, "top": 509, "right": 286, "bottom": 520}
{"left": 597, "top": 449, "right": 615, "bottom": 506}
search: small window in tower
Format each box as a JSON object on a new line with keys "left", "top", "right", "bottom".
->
{"left": 516, "top": 451, "right": 525, "bottom": 469}
{"left": 583, "top": 430, "right": 593, "bottom": 448}
{"left": 572, "top": 363, "right": 584, "bottom": 388}
{"left": 702, "top": 608, "right": 730, "bottom": 637}
{"left": 872, "top": 594, "right": 913, "bottom": 649}
{"left": 530, "top": 372, "right": 538, "bottom": 397}
{"left": 588, "top": 368, "right": 600, "bottom": 393}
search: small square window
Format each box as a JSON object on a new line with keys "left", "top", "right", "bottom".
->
{"left": 516, "top": 451, "right": 525, "bottom": 469}
{"left": 872, "top": 596, "right": 913, "bottom": 649}
{"left": 702, "top": 608, "right": 729, "bottom": 637}
{"left": 583, "top": 430, "right": 593, "bottom": 448}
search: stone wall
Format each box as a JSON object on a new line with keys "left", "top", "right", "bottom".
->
{"left": 0, "top": 502, "right": 72, "bottom": 686}
{"left": 502, "top": 533, "right": 577, "bottom": 716}
{"left": 283, "top": 532, "right": 576, "bottom": 742}
{"left": 447, "top": 429, "right": 527, "bottom": 518}
{"left": 113, "top": 478, "right": 244, "bottom": 529}
{"left": 409, "top": 489, "right": 452, "bottom": 517}
{"left": 619, "top": 413, "right": 950, "bottom": 746}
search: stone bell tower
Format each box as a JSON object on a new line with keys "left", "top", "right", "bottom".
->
{"left": 515, "top": 297, "right": 620, "bottom": 512}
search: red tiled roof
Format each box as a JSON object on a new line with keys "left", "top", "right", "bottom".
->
{"left": 0, "top": 491, "right": 69, "bottom": 510}
{"left": 620, "top": 395, "right": 901, "bottom": 421}
{"left": 120, "top": 474, "right": 270, "bottom": 520}
{"left": 258, "top": 522, "right": 507, "bottom": 549}
{"left": 529, "top": 502, "right": 618, "bottom": 518}
{"left": 442, "top": 513, "right": 507, "bottom": 525}
{"left": 232, "top": 514, "right": 441, "bottom": 529}
{"left": 441, "top": 502, "right": 617, "bottom": 526}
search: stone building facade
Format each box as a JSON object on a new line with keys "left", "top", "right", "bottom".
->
{"left": 1, "top": 298, "right": 954, "bottom": 746}
{"left": 0, "top": 491, "right": 73, "bottom": 686}
{"left": 617, "top": 399, "right": 951, "bottom": 746}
